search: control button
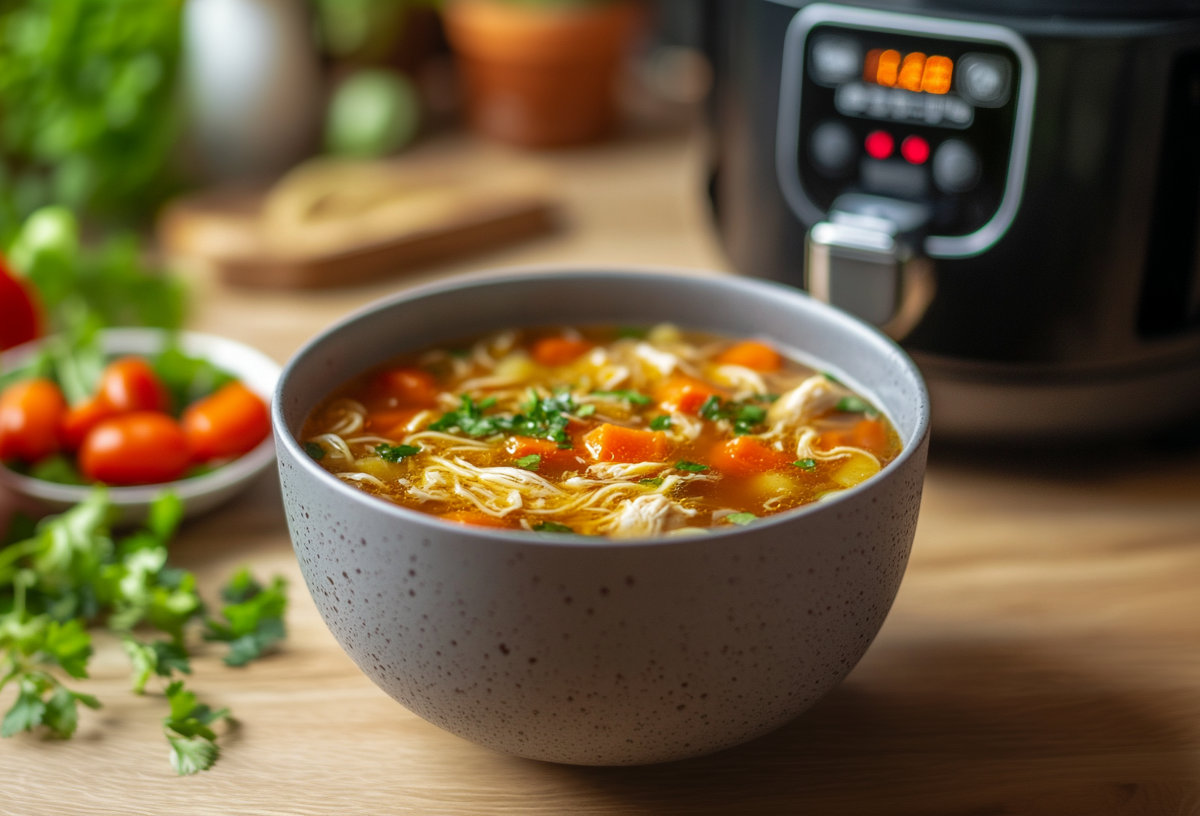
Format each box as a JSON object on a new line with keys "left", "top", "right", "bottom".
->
{"left": 809, "top": 121, "right": 856, "bottom": 176}
{"left": 901, "top": 135, "right": 930, "bottom": 165}
{"left": 864, "top": 130, "right": 894, "bottom": 160}
{"left": 810, "top": 36, "right": 862, "bottom": 86}
{"left": 957, "top": 54, "right": 1011, "bottom": 108}
{"left": 932, "top": 139, "right": 981, "bottom": 193}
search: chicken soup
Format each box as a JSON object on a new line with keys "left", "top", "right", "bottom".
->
{"left": 300, "top": 325, "right": 901, "bottom": 538}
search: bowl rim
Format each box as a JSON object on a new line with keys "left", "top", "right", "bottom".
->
{"left": 275, "top": 264, "right": 930, "bottom": 548}
{"left": 0, "top": 327, "right": 280, "bottom": 506}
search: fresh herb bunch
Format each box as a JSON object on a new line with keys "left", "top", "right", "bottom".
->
{"left": 5, "top": 206, "right": 184, "bottom": 340}
{"left": 0, "top": 0, "right": 184, "bottom": 233}
{"left": 0, "top": 489, "right": 288, "bottom": 774}
{"left": 430, "top": 390, "right": 578, "bottom": 449}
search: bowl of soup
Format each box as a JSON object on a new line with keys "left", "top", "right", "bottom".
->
{"left": 274, "top": 267, "right": 929, "bottom": 765}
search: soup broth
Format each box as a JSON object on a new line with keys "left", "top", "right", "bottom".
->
{"left": 301, "top": 325, "right": 902, "bottom": 538}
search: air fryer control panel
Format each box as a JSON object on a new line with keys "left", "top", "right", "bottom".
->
{"left": 776, "top": 5, "right": 1036, "bottom": 258}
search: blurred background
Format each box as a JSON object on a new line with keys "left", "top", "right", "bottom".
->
{"left": 0, "top": 0, "right": 732, "bottom": 381}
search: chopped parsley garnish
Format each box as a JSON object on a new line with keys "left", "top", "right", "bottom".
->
{"left": 699, "top": 395, "right": 767, "bottom": 435}
{"left": 675, "top": 460, "right": 709, "bottom": 473}
{"left": 576, "top": 403, "right": 596, "bottom": 417}
{"left": 375, "top": 443, "right": 420, "bottom": 463}
{"left": 304, "top": 441, "right": 325, "bottom": 461}
{"left": 822, "top": 371, "right": 843, "bottom": 385}
{"left": 639, "top": 477, "right": 665, "bottom": 487}
{"left": 533, "top": 522, "right": 574, "bottom": 533}
{"left": 429, "top": 394, "right": 505, "bottom": 437}
{"left": 591, "top": 389, "right": 652, "bottom": 405}
{"left": 648, "top": 415, "right": 672, "bottom": 431}
{"left": 792, "top": 458, "right": 817, "bottom": 470}
{"left": 515, "top": 454, "right": 541, "bottom": 471}
{"left": 430, "top": 391, "right": 576, "bottom": 448}
{"left": 836, "top": 396, "right": 872, "bottom": 414}
{"left": 726, "top": 512, "right": 757, "bottom": 526}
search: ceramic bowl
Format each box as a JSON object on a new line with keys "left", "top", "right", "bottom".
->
{"left": 274, "top": 267, "right": 930, "bottom": 765}
{"left": 0, "top": 328, "right": 280, "bottom": 522}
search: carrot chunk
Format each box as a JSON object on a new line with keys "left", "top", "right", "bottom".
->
{"left": 505, "top": 436, "right": 583, "bottom": 473}
{"left": 441, "top": 510, "right": 515, "bottom": 529}
{"left": 714, "top": 340, "right": 782, "bottom": 372}
{"left": 653, "top": 375, "right": 728, "bottom": 415}
{"left": 818, "top": 418, "right": 888, "bottom": 455}
{"left": 366, "top": 408, "right": 423, "bottom": 437}
{"left": 709, "top": 436, "right": 790, "bottom": 477}
{"left": 582, "top": 423, "right": 667, "bottom": 463}
{"left": 370, "top": 367, "right": 439, "bottom": 407}
{"left": 531, "top": 336, "right": 593, "bottom": 367}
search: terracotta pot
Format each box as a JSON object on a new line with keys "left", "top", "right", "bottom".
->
{"left": 445, "top": 0, "right": 638, "bottom": 147}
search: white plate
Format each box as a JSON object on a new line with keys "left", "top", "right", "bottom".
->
{"left": 0, "top": 328, "right": 281, "bottom": 522}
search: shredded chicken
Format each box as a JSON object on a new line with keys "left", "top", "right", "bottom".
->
{"left": 598, "top": 494, "right": 697, "bottom": 538}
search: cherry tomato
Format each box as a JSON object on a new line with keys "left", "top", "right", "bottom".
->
{"left": 59, "top": 396, "right": 118, "bottom": 451}
{"left": 182, "top": 382, "right": 271, "bottom": 462}
{"left": 0, "top": 378, "right": 66, "bottom": 462}
{"left": 0, "top": 258, "right": 40, "bottom": 351}
{"left": 78, "top": 412, "right": 191, "bottom": 485}
{"left": 98, "top": 357, "right": 169, "bottom": 414}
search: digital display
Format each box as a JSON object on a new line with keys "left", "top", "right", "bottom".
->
{"left": 862, "top": 49, "right": 953, "bottom": 94}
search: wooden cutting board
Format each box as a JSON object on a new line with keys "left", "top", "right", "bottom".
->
{"left": 158, "top": 154, "right": 560, "bottom": 288}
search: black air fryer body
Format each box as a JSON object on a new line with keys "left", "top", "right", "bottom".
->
{"left": 707, "top": 0, "right": 1200, "bottom": 438}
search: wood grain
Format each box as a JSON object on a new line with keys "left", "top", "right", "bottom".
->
{"left": 3, "top": 128, "right": 1200, "bottom": 816}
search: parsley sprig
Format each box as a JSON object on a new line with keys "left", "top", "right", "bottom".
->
{"left": 375, "top": 443, "right": 420, "bottom": 463}
{"left": 0, "top": 489, "right": 287, "bottom": 775}
{"left": 698, "top": 395, "right": 768, "bottom": 436}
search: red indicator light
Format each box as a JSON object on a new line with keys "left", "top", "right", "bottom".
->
{"left": 864, "top": 130, "right": 894, "bottom": 160}
{"left": 901, "top": 135, "right": 930, "bottom": 164}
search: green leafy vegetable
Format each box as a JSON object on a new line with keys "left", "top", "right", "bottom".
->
{"left": 674, "top": 460, "right": 709, "bottom": 473}
{"left": 726, "top": 512, "right": 757, "bottom": 526}
{"left": 836, "top": 396, "right": 871, "bottom": 414}
{"left": 698, "top": 395, "right": 767, "bottom": 436}
{"left": 9, "top": 208, "right": 185, "bottom": 337}
{"left": 575, "top": 404, "right": 596, "bottom": 417}
{"left": 152, "top": 346, "right": 236, "bottom": 415}
{"left": 26, "top": 455, "right": 87, "bottom": 485}
{"left": 648, "top": 415, "right": 672, "bottom": 431}
{"left": 163, "top": 680, "right": 230, "bottom": 776}
{"left": 792, "top": 458, "right": 817, "bottom": 470}
{"left": 822, "top": 372, "right": 843, "bottom": 385}
{"left": 375, "top": 443, "right": 420, "bottom": 463}
{"left": 0, "top": 1, "right": 183, "bottom": 230}
{"left": 304, "top": 442, "right": 326, "bottom": 461}
{"left": 639, "top": 477, "right": 664, "bottom": 488}
{"left": 202, "top": 570, "right": 288, "bottom": 668}
{"left": 532, "top": 522, "right": 573, "bottom": 534}
{"left": 515, "top": 454, "right": 541, "bottom": 471}
{"left": 0, "top": 489, "right": 286, "bottom": 774}
{"left": 591, "top": 389, "right": 651, "bottom": 405}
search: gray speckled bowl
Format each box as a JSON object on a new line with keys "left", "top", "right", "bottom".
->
{"left": 274, "top": 267, "right": 929, "bottom": 765}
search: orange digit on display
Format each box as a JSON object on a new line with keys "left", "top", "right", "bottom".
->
{"left": 897, "top": 52, "right": 927, "bottom": 91}
{"left": 920, "top": 55, "right": 953, "bottom": 94}
{"left": 875, "top": 49, "right": 901, "bottom": 87}
{"left": 863, "top": 48, "right": 882, "bottom": 83}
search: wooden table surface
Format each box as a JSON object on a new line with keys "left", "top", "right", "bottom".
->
{"left": 3, "top": 129, "right": 1200, "bottom": 816}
